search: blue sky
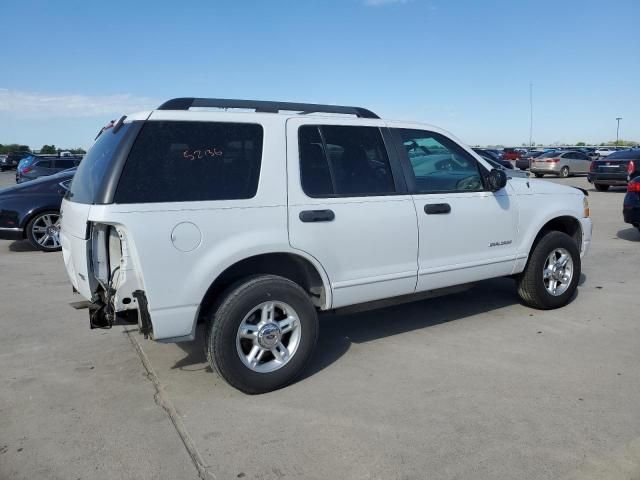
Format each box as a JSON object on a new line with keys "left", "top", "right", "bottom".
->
{"left": 1, "top": 0, "right": 638, "bottom": 149}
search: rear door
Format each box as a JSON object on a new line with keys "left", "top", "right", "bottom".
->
{"left": 573, "top": 152, "right": 591, "bottom": 173}
{"left": 286, "top": 118, "right": 418, "bottom": 309}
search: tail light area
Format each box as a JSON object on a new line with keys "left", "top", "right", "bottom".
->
{"left": 628, "top": 160, "right": 636, "bottom": 175}
{"left": 545, "top": 158, "right": 560, "bottom": 163}
{"left": 590, "top": 161, "right": 597, "bottom": 172}
{"left": 627, "top": 179, "right": 640, "bottom": 193}
{"left": 88, "top": 222, "right": 145, "bottom": 331}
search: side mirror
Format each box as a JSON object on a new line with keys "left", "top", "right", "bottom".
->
{"left": 488, "top": 168, "right": 508, "bottom": 191}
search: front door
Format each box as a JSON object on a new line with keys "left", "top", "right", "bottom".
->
{"left": 391, "top": 128, "right": 519, "bottom": 292}
{"left": 286, "top": 119, "right": 418, "bottom": 309}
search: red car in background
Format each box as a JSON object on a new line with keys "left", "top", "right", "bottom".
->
{"left": 502, "top": 148, "right": 522, "bottom": 161}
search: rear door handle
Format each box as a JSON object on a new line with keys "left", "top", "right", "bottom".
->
{"left": 299, "top": 209, "right": 335, "bottom": 223}
{"left": 424, "top": 203, "right": 451, "bottom": 215}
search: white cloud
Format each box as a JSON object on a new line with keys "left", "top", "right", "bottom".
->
{"left": 0, "top": 89, "right": 158, "bottom": 118}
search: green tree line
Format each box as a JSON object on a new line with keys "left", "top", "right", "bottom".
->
{"left": 0, "top": 144, "right": 86, "bottom": 155}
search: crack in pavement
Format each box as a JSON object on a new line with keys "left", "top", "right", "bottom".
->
{"left": 124, "top": 328, "right": 215, "bottom": 480}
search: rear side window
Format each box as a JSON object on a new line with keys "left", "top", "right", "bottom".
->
{"left": 115, "top": 121, "right": 263, "bottom": 203}
{"left": 298, "top": 125, "right": 395, "bottom": 197}
{"left": 606, "top": 150, "right": 640, "bottom": 160}
{"left": 36, "top": 159, "right": 53, "bottom": 168}
{"left": 56, "top": 158, "right": 76, "bottom": 169}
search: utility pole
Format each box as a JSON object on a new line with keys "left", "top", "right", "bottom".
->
{"left": 616, "top": 117, "right": 622, "bottom": 146}
{"left": 529, "top": 83, "right": 533, "bottom": 148}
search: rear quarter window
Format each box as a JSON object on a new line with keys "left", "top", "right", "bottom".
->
{"left": 68, "top": 123, "right": 132, "bottom": 204}
{"left": 114, "top": 121, "right": 263, "bottom": 203}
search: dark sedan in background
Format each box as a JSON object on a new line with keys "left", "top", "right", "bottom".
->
{"left": 623, "top": 177, "right": 640, "bottom": 232}
{"left": 16, "top": 155, "right": 82, "bottom": 183}
{"left": 516, "top": 150, "right": 546, "bottom": 170}
{"left": 588, "top": 149, "right": 640, "bottom": 191}
{"left": 0, "top": 169, "right": 75, "bottom": 251}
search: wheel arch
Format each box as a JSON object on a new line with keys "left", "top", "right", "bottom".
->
{"left": 527, "top": 215, "right": 583, "bottom": 261}
{"left": 196, "top": 251, "right": 332, "bottom": 331}
{"left": 20, "top": 206, "right": 61, "bottom": 235}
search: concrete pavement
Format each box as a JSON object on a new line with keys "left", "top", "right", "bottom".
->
{"left": 1, "top": 170, "right": 639, "bottom": 479}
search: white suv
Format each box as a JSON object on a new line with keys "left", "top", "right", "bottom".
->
{"left": 60, "top": 98, "right": 592, "bottom": 393}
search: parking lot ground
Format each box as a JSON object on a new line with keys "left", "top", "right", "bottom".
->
{"left": 1, "top": 170, "right": 639, "bottom": 480}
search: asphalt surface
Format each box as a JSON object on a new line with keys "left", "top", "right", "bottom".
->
{"left": 1, "top": 170, "right": 639, "bottom": 480}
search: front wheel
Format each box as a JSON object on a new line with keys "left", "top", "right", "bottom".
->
{"left": 517, "top": 231, "right": 581, "bottom": 309}
{"left": 26, "top": 210, "right": 61, "bottom": 252}
{"left": 205, "top": 275, "right": 318, "bottom": 394}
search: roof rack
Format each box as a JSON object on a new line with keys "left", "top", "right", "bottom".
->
{"left": 156, "top": 98, "right": 380, "bottom": 119}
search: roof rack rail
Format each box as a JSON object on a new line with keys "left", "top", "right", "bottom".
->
{"left": 156, "top": 98, "right": 380, "bottom": 119}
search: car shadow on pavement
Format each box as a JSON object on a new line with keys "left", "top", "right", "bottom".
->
{"left": 173, "top": 326, "right": 211, "bottom": 372}
{"left": 172, "top": 277, "right": 578, "bottom": 380}
{"left": 301, "top": 277, "right": 524, "bottom": 381}
{"left": 8, "top": 240, "right": 37, "bottom": 252}
{"left": 617, "top": 227, "right": 640, "bottom": 242}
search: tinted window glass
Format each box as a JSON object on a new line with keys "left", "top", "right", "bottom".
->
{"left": 115, "top": 121, "right": 263, "bottom": 203}
{"left": 298, "top": 125, "right": 395, "bottom": 197}
{"left": 36, "top": 159, "right": 53, "bottom": 168}
{"left": 606, "top": 150, "right": 640, "bottom": 160}
{"left": 539, "top": 151, "right": 559, "bottom": 158}
{"left": 396, "top": 129, "right": 484, "bottom": 193}
{"left": 56, "top": 159, "right": 76, "bottom": 169}
{"left": 68, "top": 124, "right": 131, "bottom": 204}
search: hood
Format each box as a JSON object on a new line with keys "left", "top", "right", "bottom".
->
{"left": 508, "top": 177, "right": 584, "bottom": 196}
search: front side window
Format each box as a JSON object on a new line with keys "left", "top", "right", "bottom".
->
{"left": 395, "top": 129, "right": 484, "bottom": 193}
{"left": 115, "top": 121, "right": 263, "bottom": 203}
{"left": 298, "top": 125, "right": 395, "bottom": 197}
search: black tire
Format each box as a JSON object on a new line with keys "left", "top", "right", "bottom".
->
{"left": 594, "top": 183, "right": 609, "bottom": 192}
{"left": 205, "top": 275, "right": 318, "bottom": 394}
{"left": 534, "top": 173, "right": 544, "bottom": 178}
{"left": 517, "top": 231, "right": 581, "bottom": 309}
{"left": 26, "top": 210, "right": 61, "bottom": 252}
{"left": 560, "top": 166, "right": 570, "bottom": 178}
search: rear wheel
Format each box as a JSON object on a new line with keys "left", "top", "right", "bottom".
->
{"left": 594, "top": 183, "right": 609, "bottom": 192}
{"left": 534, "top": 173, "right": 544, "bottom": 178}
{"left": 560, "top": 166, "right": 570, "bottom": 178}
{"left": 517, "top": 231, "right": 580, "bottom": 309}
{"left": 205, "top": 275, "right": 318, "bottom": 394}
{"left": 26, "top": 210, "right": 61, "bottom": 252}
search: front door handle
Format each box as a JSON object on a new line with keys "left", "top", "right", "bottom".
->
{"left": 299, "top": 209, "right": 335, "bottom": 223}
{"left": 424, "top": 203, "right": 451, "bottom": 215}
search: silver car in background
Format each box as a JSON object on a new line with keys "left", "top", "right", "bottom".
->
{"left": 530, "top": 150, "right": 592, "bottom": 178}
